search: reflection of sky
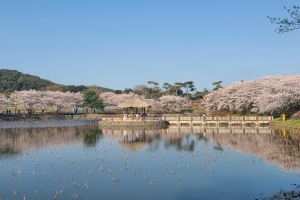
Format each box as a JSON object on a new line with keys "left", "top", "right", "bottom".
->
{"left": 0, "top": 126, "right": 299, "bottom": 199}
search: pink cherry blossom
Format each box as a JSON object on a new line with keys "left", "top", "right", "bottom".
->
{"left": 10, "top": 90, "right": 84, "bottom": 114}
{"left": 0, "top": 94, "right": 9, "bottom": 111}
{"left": 100, "top": 92, "right": 134, "bottom": 105}
{"left": 159, "top": 95, "right": 191, "bottom": 113}
{"left": 203, "top": 75, "right": 300, "bottom": 115}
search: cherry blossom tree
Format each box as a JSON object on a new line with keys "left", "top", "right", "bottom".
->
{"left": 99, "top": 92, "right": 192, "bottom": 113}
{"left": 13, "top": 90, "right": 42, "bottom": 114}
{"left": 39, "top": 91, "right": 54, "bottom": 113}
{"left": 146, "top": 98, "right": 161, "bottom": 111}
{"left": 8, "top": 92, "right": 19, "bottom": 114}
{"left": 100, "top": 92, "right": 134, "bottom": 105}
{"left": 203, "top": 75, "right": 300, "bottom": 115}
{"left": 10, "top": 90, "right": 84, "bottom": 114}
{"left": 69, "top": 92, "right": 84, "bottom": 113}
{"left": 49, "top": 91, "right": 83, "bottom": 113}
{"left": 0, "top": 94, "right": 9, "bottom": 112}
{"left": 159, "top": 95, "right": 191, "bottom": 113}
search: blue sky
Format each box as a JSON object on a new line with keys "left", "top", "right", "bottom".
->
{"left": 0, "top": 0, "right": 299, "bottom": 90}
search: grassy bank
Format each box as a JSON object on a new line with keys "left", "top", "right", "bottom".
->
{"left": 271, "top": 118, "right": 300, "bottom": 129}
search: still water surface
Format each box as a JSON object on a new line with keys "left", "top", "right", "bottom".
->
{"left": 0, "top": 121, "right": 299, "bottom": 200}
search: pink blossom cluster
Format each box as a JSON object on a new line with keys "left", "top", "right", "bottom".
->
{"left": 3, "top": 90, "right": 83, "bottom": 113}
{"left": 100, "top": 92, "right": 190, "bottom": 113}
{"left": 0, "top": 94, "right": 9, "bottom": 110}
{"left": 203, "top": 75, "right": 300, "bottom": 114}
{"left": 158, "top": 95, "right": 190, "bottom": 113}
{"left": 99, "top": 92, "right": 134, "bottom": 105}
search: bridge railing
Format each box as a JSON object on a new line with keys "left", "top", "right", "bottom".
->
{"left": 101, "top": 116, "right": 162, "bottom": 122}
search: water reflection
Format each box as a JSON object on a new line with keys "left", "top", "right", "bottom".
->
{"left": 0, "top": 122, "right": 300, "bottom": 200}
{"left": 0, "top": 125, "right": 101, "bottom": 156}
{"left": 205, "top": 128, "right": 300, "bottom": 171}
{"left": 102, "top": 126, "right": 300, "bottom": 171}
{"left": 83, "top": 128, "right": 103, "bottom": 147}
{"left": 1, "top": 124, "right": 299, "bottom": 172}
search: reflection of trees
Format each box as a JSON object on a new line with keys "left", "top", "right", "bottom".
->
{"left": 102, "top": 127, "right": 300, "bottom": 171}
{"left": 0, "top": 125, "right": 100, "bottom": 158}
{"left": 164, "top": 134, "right": 196, "bottom": 152}
{"left": 214, "top": 143, "right": 223, "bottom": 151}
{"left": 4, "top": 125, "right": 300, "bottom": 171}
{"left": 83, "top": 128, "right": 103, "bottom": 147}
{"left": 0, "top": 146, "right": 20, "bottom": 158}
{"left": 197, "top": 133, "right": 209, "bottom": 144}
{"left": 206, "top": 129, "right": 300, "bottom": 171}
{"left": 102, "top": 128, "right": 198, "bottom": 152}
{"left": 148, "top": 136, "right": 161, "bottom": 152}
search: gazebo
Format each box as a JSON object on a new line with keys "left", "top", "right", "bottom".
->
{"left": 100, "top": 97, "right": 169, "bottom": 128}
{"left": 118, "top": 95, "right": 150, "bottom": 114}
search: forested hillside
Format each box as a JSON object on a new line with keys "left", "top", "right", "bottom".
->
{"left": 0, "top": 69, "right": 112, "bottom": 93}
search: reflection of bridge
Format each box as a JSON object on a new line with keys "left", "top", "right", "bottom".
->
{"left": 164, "top": 116, "right": 273, "bottom": 126}
{"left": 101, "top": 127, "right": 300, "bottom": 171}
{"left": 101, "top": 115, "right": 273, "bottom": 126}
{"left": 165, "top": 126, "right": 272, "bottom": 134}
{"left": 101, "top": 126, "right": 273, "bottom": 139}
{"left": 1, "top": 124, "right": 300, "bottom": 171}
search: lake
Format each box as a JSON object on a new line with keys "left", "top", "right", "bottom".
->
{"left": 0, "top": 121, "right": 299, "bottom": 200}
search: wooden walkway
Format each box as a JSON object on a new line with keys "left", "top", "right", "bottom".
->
{"left": 101, "top": 115, "right": 273, "bottom": 126}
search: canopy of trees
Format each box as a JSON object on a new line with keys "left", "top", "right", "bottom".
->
{"left": 158, "top": 95, "right": 191, "bottom": 113}
{"left": 0, "top": 69, "right": 56, "bottom": 93}
{"left": 113, "top": 80, "right": 218, "bottom": 101}
{"left": 0, "top": 69, "right": 112, "bottom": 93}
{"left": 203, "top": 75, "right": 300, "bottom": 116}
{"left": 100, "top": 92, "right": 192, "bottom": 113}
{"left": 0, "top": 90, "right": 83, "bottom": 114}
{"left": 100, "top": 92, "right": 134, "bottom": 106}
{"left": 0, "top": 94, "right": 9, "bottom": 111}
{"left": 83, "top": 90, "right": 104, "bottom": 112}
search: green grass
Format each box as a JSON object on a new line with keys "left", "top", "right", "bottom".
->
{"left": 272, "top": 118, "right": 300, "bottom": 129}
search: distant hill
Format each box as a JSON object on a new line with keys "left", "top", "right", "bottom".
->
{"left": 0, "top": 69, "right": 113, "bottom": 93}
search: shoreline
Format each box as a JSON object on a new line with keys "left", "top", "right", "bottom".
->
{"left": 270, "top": 119, "right": 300, "bottom": 131}
{"left": 0, "top": 118, "right": 99, "bottom": 129}
{"left": 2, "top": 114, "right": 300, "bottom": 132}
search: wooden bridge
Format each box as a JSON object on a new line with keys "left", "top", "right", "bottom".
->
{"left": 100, "top": 115, "right": 273, "bottom": 127}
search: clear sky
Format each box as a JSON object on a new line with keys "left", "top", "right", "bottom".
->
{"left": 0, "top": 0, "right": 299, "bottom": 90}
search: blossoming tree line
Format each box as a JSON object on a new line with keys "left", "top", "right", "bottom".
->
{"left": 0, "top": 90, "right": 84, "bottom": 115}
{"left": 99, "top": 92, "right": 192, "bottom": 113}
{"left": 0, "top": 90, "right": 192, "bottom": 115}
{"left": 0, "top": 75, "right": 299, "bottom": 116}
{"left": 203, "top": 75, "right": 300, "bottom": 116}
